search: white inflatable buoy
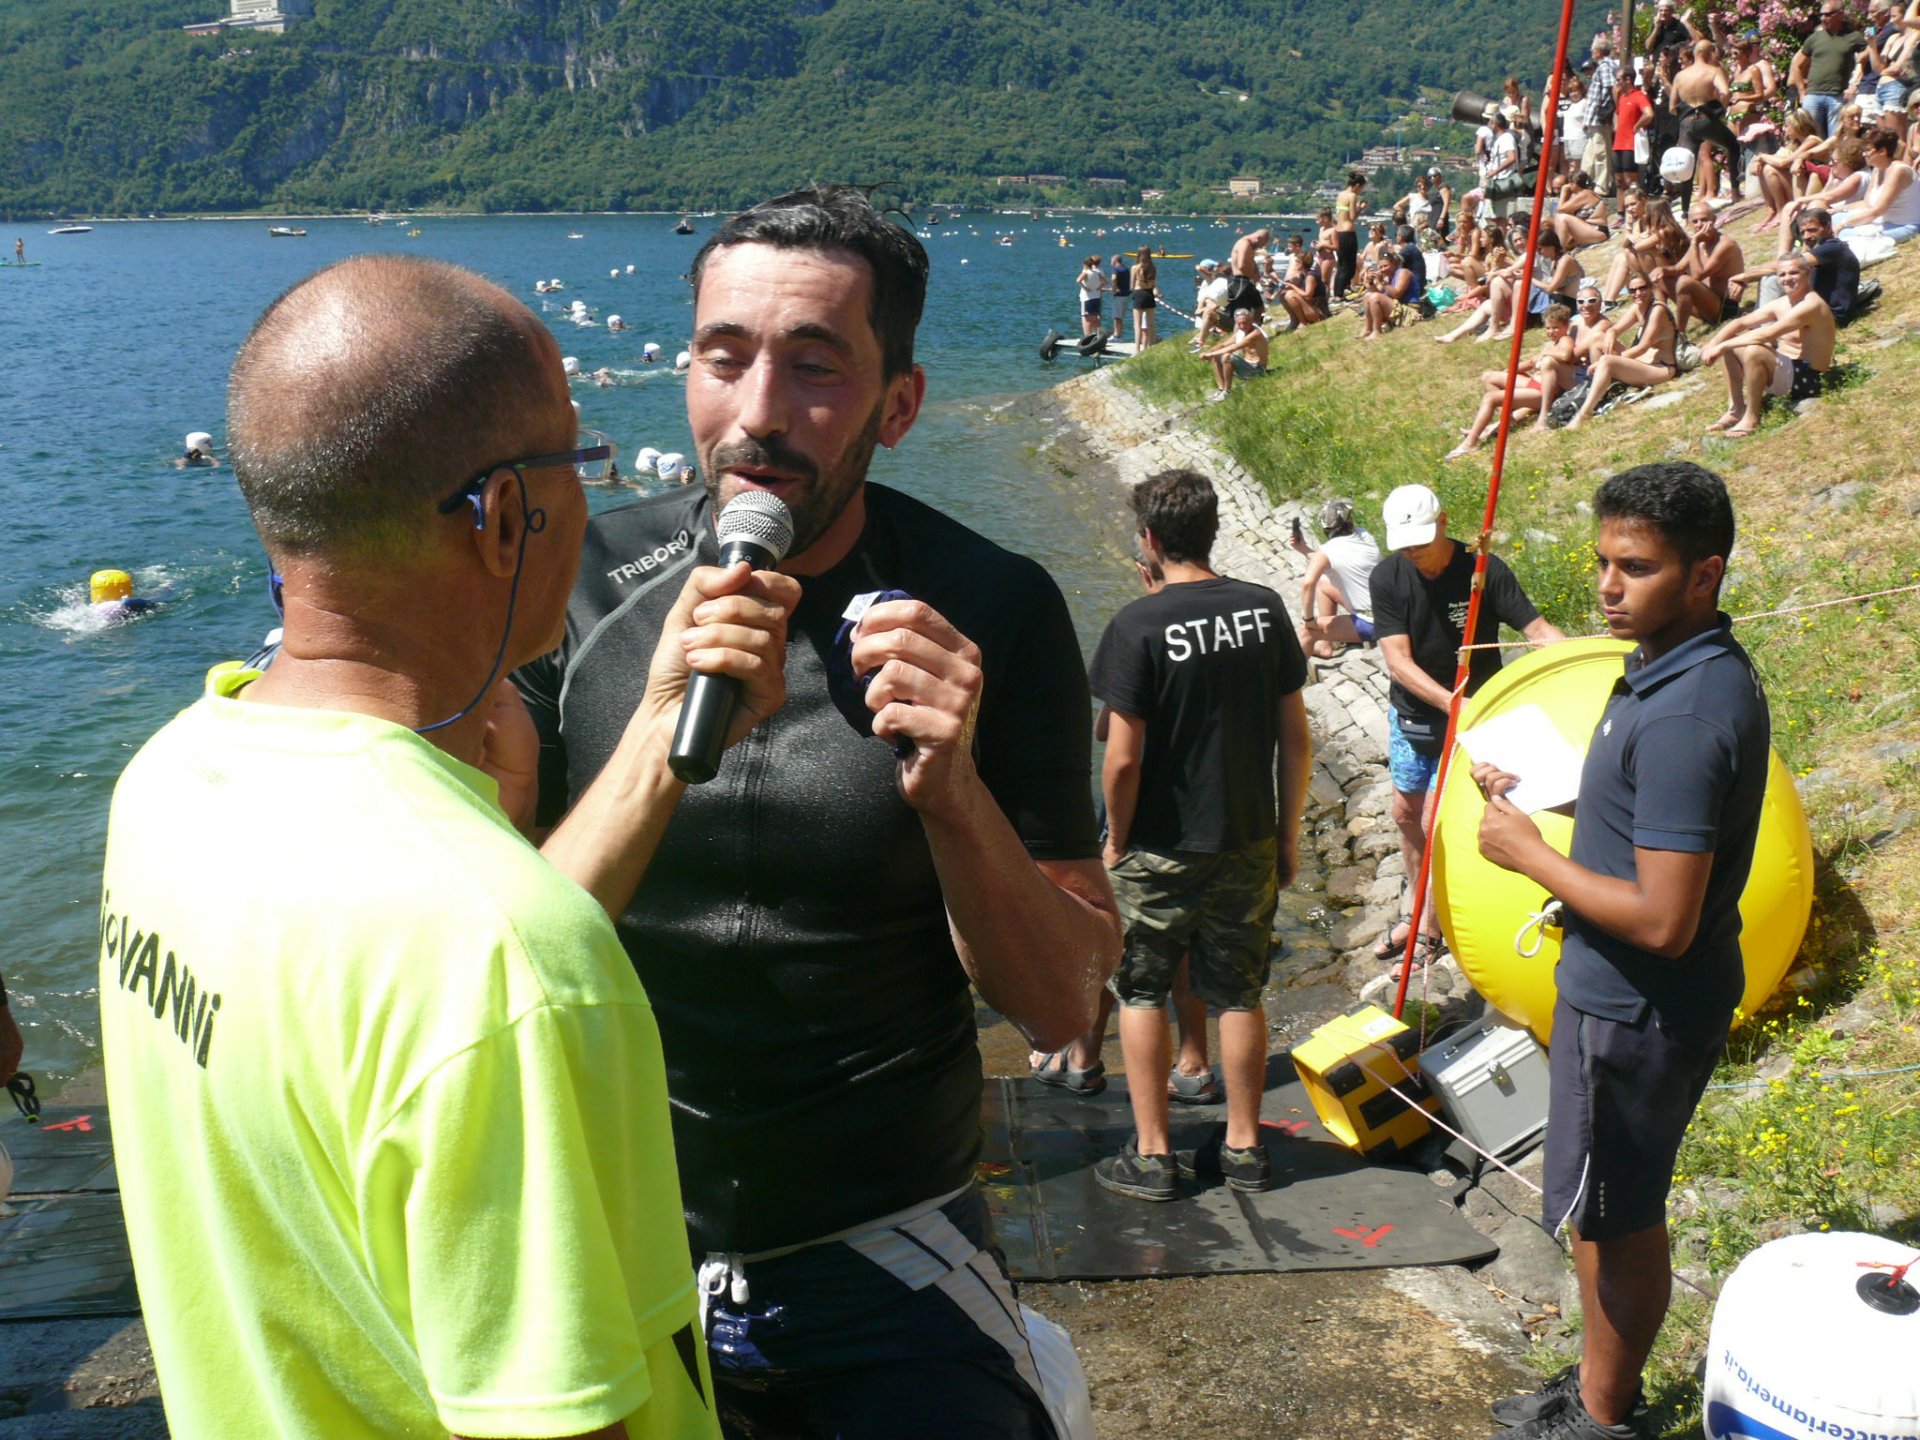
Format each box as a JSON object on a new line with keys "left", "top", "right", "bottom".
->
{"left": 184, "top": 431, "right": 214, "bottom": 454}
{"left": 674, "top": 350, "right": 691, "bottom": 373}
{"left": 562, "top": 356, "right": 580, "bottom": 376}
{"left": 636, "top": 447, "right": 662, "bottom": 475}
{"left": 656, "top": 451, "right": 688, "bottom": 482}
{"left": 1703, "top": 1231, "right": 1920, "bottom": 1440}
{"left": 610, "top": 267, "right": 619, "bottom": 278}
{"left": 1661, "top": 146, "right": 1698, "bottom": 185}
{"left": 625, "top": 263, "right": 636, "bottom": 274}
{"left": 550, "top": 277, "right": 563, "bottom": 288}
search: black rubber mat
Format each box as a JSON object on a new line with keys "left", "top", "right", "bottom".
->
{"left": 981, "top": 1073, "right": 1499, "bottom": 1280}
{"left": 0, "top": 1193, "right": 139, "bottom": 1320}
{"left": 4, "top": 1106, "right": 117, "bottom": 1195}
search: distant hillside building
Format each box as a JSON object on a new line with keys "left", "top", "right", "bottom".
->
{"left": 1228, "top": 176, "right": 1261, "bottom": 197}
{"left": 183, "top": 0, "right": 312, "bottom": 35}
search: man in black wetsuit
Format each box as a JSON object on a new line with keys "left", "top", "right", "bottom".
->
{"left": 517, "top": 185, "right": 1121, "bottom": 1438}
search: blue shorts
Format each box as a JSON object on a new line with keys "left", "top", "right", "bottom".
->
{"left": 1082, "top": 297, "right": 1102, "bottom": 318}
{"left": 1388, "top": 709, "right": 1441, "bottom": 794}
{"left": 1353, "top": 614, "right": 1376, "bottom": 643}
{"left": 706, "top": 1188, "right": 1054, "bottom": 1438}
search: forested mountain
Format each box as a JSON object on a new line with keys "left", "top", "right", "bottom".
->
{"left": 1, "top": 0, "right": 1604, "bottom": 215}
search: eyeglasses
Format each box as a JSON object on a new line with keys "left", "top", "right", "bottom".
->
{"left": 436, "top": 443, "right": 613, "bottom": 520}
{"left": 1627, "top": 284, "right": 1650, "bottom": 293}
{"left": 1578, "top": 295, "right": 1602, "bottom": 305}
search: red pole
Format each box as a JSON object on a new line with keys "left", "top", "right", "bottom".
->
{"left": 1392, "top": 0, "right": 1581, "bottom": 1020}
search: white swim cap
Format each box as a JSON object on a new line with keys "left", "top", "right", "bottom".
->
{"left": 625, "top": 263, "right": 636, "bottom": 273}
{"left": 562, "top": 356, "right": 580, "bottom": 375}
{"left": 674, "top": 350, "right": 692, "bottom": 371}
{"left": 184, "top": 431, "right": 213, "bottom": 453}
{"left": 608, "top": 315, "right": 623, "bottom": 329}
{"left": 610, "top": 268, "right": 619, "bottom": 278}
{"left": 642, "top": 341, "right": 661, "bottom": 358}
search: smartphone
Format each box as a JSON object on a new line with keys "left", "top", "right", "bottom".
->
{"left": 1290, "top": 516, "right": 1305, "bottom": 544}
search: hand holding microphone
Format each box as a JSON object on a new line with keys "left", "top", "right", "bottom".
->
{"left": 663, "top": 491, "right": 798, "bottom": 784}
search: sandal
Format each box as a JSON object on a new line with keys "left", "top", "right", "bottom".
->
{"left": 1030, "top": 1051, "right": 1107, "bottom": 1096}
{"left": 1168, "top": 1066, "right": 1222, "bottom": 1105}
{"left": 1386, "top": 934, "right": 1443, "bottom": 971}
{"left": 1372, "top": 919, "right": 1413, "bottom": 959}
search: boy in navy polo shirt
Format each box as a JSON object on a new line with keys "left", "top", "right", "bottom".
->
{"left": 1470, "top": 462, "right": 1769, "bottom": 1440}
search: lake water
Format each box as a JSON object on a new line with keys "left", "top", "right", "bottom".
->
{"left": 0, "top": 210, "right": 1257, "bottom": 1085}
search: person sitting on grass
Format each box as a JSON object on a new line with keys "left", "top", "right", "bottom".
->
{"left": 1565, "top": 273, "right": 1681, "bottom": 429}
{"left": 1568, "top": 279, "right": 1618, "bottom": 365}
{"left": 1435, "top": 231, "right": 1573, "bottom": 343}
{"left": 1191, "top": 260, "right": 1232, "bottom": 347}
{"left": 1600, "top": 188, "right": 1689, "bottom": 302}
{"left": 1549, "top": 172, "right": 1612, "bottom": 249}
{"left": 1835, "top": 128, "right": 1920, "bottom": 243}
{"left": 1359, "top": 220, "right": 1393, "bottom": 276}
{"left": 1200, "top": 307, "right": 1269, "bottom": 399}
{"left": 1779, "top": 135, "right": 1872, "bottom": 236}
{"left": 1700, "top": 251, "right": 1837, "bottom": 437}
{"left": 1754, "top": 109, "right": 1827, "bottom": 230}
{"left": 1276, "top": 250, "right": 1329, "bottom": 331}
{"left": 1662, "top": 203, "right": 1747, "bottom": 333}
{"left": 1360, "top": 249, "right": 1426, "bottom": 339}
{"left": 1447, "top": 303, "right": 1578, "bottom": 458}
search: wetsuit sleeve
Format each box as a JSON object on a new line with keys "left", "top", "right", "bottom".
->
{"left": 513, "top": 647, "right": 572, "bottom": 831}
{"left": 975, "top": 563, "right": 1100, "bottom": 862}
{"left": 1628, "top": 714, "right": 1738, "bottom": 854}
{"left": 1370, "top": 556, "right": 1413, "bottom": 640}
{"left": 1484, "top": 556, "right": 1543, "bottom": 632}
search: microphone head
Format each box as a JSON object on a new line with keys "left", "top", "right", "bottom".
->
{"left": 715, "top": 489, "right": 795, "bottom": 564}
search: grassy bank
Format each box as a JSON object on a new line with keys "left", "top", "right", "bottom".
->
{"left": 1117, "top": 231, "right": 1920, "bottom": 1437}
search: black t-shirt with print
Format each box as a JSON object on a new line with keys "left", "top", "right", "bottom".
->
{"left": 1370, "top": 544, "right": 1541, "bottom": 750}
{"left": 1088, "top": 577, "right": 1307, "bottom": 853}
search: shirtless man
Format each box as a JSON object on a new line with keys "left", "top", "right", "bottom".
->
{"left": 1566, "top": 272, "right": 1681, "bottom": 429}
{"left": 1701, "top": 252, "right": 1836, "bottom": 437}
{"left": 1333, "top": 171, "right": 1367, "bottom": 299}
{"left": 1314, "top": 209, "right": 1340, "bottom": 297}
{"left": 1201, "top": 308, "right": 1270, "bottom": 398}
{"left": 1448, "top": 304, "right": 1578, "bottom": 457}
{"left": 1225, "top": 226, "right": 1272, "bottom": 320}
{"left": 1672, "top": 40, "right": 1742, "bottom": 212}
{"left": 1664, "top": 204, "right": 1747, "bottom": 332}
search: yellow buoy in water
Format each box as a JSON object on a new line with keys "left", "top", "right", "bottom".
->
{"left": 1431, "top": 637, "right": 1813, "bottom": 1047}
{"left": 90, "top": 569, "right": 134, "bottom": 604}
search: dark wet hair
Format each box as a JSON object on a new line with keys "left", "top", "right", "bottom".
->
{"left": 1133, "top": 468, "right": 1219, "bottom": 565}
{"left": 692, "top": 184, "right": 929, "bottom": 379}
{"left": 1594, "top": 462, "right": 1735, "bottom": 573}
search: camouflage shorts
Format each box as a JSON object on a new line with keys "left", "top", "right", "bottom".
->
{"left": 1108, "top": 837, "right": 1279, "bottom": 1011}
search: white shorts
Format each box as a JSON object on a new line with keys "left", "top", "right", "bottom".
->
{"left": 1767, "top": 349, "right": 1795, "bottom": 398}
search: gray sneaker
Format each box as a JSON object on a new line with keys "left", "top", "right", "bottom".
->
{"left": 1174, "top": 1132, "right": 1274, "bottom": 1192}
{"left": 1094, "top": 1139, "right": 1178, "bottom": 1202}
{"left": 1499, "top": 1385, "right": 1648, "bottom": 1440}
{"left": 1492, "top": 1366, "right": 1649, "bottom": 1432}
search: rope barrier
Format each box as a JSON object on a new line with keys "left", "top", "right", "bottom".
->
{"left": 1392, "top": 0, "right": 1579, "bottom": 1025}
{"left": 1445, "top": 579, "right": 1920, "bottom": 657}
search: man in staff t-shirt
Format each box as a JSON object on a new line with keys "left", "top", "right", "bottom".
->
{"left": 1368, "top": 484, "right": 1564, "bottom": 962}
{"left": 1088, "top": 468, "right": 1311, "bottom": 1201}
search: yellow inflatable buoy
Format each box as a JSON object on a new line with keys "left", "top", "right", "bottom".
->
{"left": 1431, "top": 637, "right": 1813, "bottom": 1047}
{"left": 90, "top": 569, "right": 134, "bottom": 604}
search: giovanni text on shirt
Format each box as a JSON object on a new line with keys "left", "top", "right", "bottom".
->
{"left": 100, "top": 889, "right": 221, "bottom": 1068}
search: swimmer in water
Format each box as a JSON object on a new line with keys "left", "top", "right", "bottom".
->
{"left": 176, "top": 432, "right": 219, "bottom": 468}
{"left": 90, "top": 569, "right": 157, "bottom": 621}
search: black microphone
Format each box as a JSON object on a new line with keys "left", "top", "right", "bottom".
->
{"left": 669, "top": 490, "right": 796, "bottom": 784}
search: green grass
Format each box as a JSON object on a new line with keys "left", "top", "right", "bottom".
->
{"left": 1114, "top": 230, "right": 1920, "bottom": 1439}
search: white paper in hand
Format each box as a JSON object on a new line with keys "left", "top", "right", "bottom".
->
{"left": 1456, "top": 703, "right": 1586, "bottom": 814}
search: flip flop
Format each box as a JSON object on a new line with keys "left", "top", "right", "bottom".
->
{"left": 1705, "top": 409, "right": 1744, "bottom": 434}
{"left": 1030, "top": 1051, "right": 1107, "bottom": 1096}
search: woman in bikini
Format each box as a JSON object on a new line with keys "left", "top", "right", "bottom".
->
{"left": 1549, "top": 171, "right": 1611, "bottom": 248}
{"left": 1754, "top": 109, "right": 1825, "bottom": 229}
{"left": 1565, "top": 273, "right": 1681, "bottom": 429}
{"left": 1333, "top": 170, "right": 1366, "bottom": 299}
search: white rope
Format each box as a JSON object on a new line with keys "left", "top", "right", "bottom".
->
{"left": 1515, "top": 899, "right": 1564, "bottom": 958}
{"left": 1352, "top": 1056, "right": 1544, "bottom": 1196}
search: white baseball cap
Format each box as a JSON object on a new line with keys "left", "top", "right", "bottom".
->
{"left": 1383, "top": 484, "right": 1444, "bottom": 550}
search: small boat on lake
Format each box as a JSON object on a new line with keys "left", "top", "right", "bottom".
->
{"left": 674, "top": 217, "right": 695, "bottom": 235}
{"left": 268, "top": 226, "right": 307, "bottom": 237}
{"left": 48, "top": 224, "right": 93, "bottom": 235}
